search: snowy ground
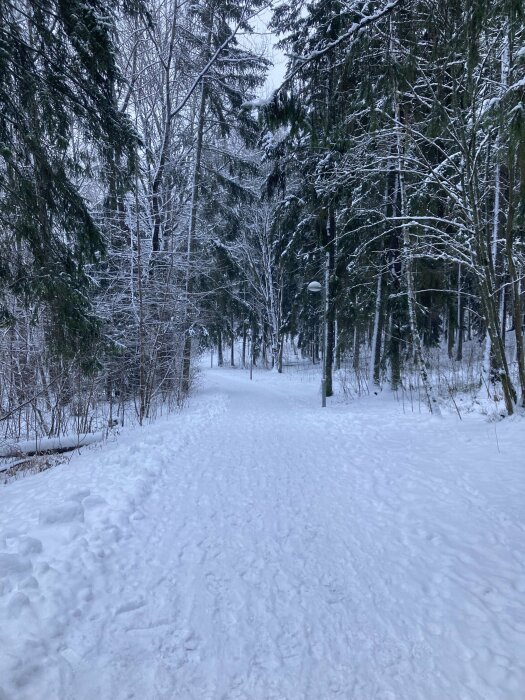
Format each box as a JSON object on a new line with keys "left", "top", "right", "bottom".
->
{"left": 0, "top": 366, "right": 524, "bottom": 700}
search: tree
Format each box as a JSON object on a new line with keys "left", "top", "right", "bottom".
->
{"left": 0, "top": 0, "right": 138, "bottom": 355}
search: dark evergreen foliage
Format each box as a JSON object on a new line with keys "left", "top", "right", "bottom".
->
{"left": 0, "top": 0, "right": 138, "bottom": 355}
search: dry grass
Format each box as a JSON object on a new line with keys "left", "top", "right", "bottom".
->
{"left": 1, "top": 454, "right": 69, "bottom": 485}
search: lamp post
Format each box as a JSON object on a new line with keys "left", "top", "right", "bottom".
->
{"left": 307, "top": 253, "right": 329, "bottom": 407}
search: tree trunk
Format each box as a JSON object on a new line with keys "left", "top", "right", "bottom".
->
{"left": 135, "top": 171, "right": 147, "bottom": 425}
{"left": 505, "top": 131, "right": 525, "bottom": 405}
{"left": 217, "top": 329, "right": 224, "bottom": 367}
{"left": 151, "top": 6, "right": 178, "bottom": 253}
{"left": 324, "top": 208, "right": 336, "bottom": 397}
{"left": 389, "top": 313, "right": 401, "bottom": 391}
{"left": 242, "top": 323, "right": 247, "bottom": 368}
{"left": 277, "top": 333, "right": 284, "bottom": 373}
{"left": 371, "top": 272, "right": 384, "bottom": 386}
{"left": 352, "top": 326, "right": 360, "bottom": 371}
{"left": 447, "top": 296, "right": 455, "bottom": 360}
{"left": 456, "top": 264, "right": 464, "bottom": 362}
{"left": 394, "top": 96, "right": 440, "bottom": 414}
{"left": 181, "top": 78, "right": 207, "bottom": 395}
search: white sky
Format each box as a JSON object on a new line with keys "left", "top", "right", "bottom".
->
{"left": 247, "top": 5, "right": 287, "bottom": 96}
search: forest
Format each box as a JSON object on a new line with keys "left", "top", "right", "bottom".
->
{"left": 1, "top": 3, "right": 525, "bottom": 697}
{"left": 1, "top": 0, "right": 524, "bottom": 445}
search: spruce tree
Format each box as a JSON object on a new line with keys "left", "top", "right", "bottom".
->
{"left": 0, "top": 0, "right": 138, "bottom": 357}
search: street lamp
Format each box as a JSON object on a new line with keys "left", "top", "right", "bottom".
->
{"left": 307, "top": 255, "right": 329, "bottom": 407}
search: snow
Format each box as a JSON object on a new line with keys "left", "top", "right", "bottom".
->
{"left": 0, "top": 367, "right": 524, "bottom": 699}
{"left": 0, "top": 431, "right": 106, "bottom": 460}
{"left": 241, "top": 94, "right": 275, "bottom": 110}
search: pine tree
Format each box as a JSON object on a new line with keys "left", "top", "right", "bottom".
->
{"left": 0, "top": 0, "right": 139, "bottom": 356}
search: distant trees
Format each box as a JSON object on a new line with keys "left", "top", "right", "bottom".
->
{"left": 1, "top": 0, "right": 524, "bottom": 447}
{"left": 0, "top": 0, "right": 137, "bottom": 351}
{"left": 0, "top": 0, "right": 138, "bottom": 441}
{"left": 0, "top": 0, "right": 268, "bottom": 441}
{"left": 251, "top": 0, "right": 525, "bottom": 413}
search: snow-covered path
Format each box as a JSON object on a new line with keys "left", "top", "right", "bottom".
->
{"left": 1, "top": 368, "right": 524, "bottom": 699}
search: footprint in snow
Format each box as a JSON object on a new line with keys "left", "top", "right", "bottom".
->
{"left": 115, "top": 597, "right": 146, "bottom": 616}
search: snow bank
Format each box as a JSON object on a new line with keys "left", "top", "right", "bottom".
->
{"left": 0, "top": 431, "right": 105, "bottom": 460}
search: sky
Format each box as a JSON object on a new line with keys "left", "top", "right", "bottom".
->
{"left": 248, "top": 4, "right": 287, "bottom": 96}
{"left": 266, "top": 44, "right": 287, "bottom": 92}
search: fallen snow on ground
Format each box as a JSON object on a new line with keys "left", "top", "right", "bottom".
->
{"left": 0, "top": 431, "right": 106, "bottom": 462}
{"left": 0, "top": 367, "right": 524, "bottom": 700}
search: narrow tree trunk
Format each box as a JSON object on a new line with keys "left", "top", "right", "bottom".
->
{"left": 371, "top": 272, "right": 384, "bottom": 387}
{"left": 242, "top": 323, "right": 247, "bottom": 368}
{"left": 389, "top": 312, "right": 401, "bottom": 391}
{"left": 325, "top": 208, "right": 336, "bottom": 397}
{"left": 277, "top": 333, "right": 284, "bottom": 374}
{"left": 500, "top": 286, "right": 507, "bottom": 348}
{"left": 471, "top": 31, "right": 516, "bottom": 414}
{"left": 505, "top": 126, "right": 525, "bottom": 405}
{"left": 135, "top": 172, "right": 146, "bottom": 425}
{"left": 394, "top": 96, "right": 440, "bottom": 414}
{"left": 217, "top": 329, "right": 224, "bottom": 367}
{"left": 456, "top": 263, "right": 464, "bottom": 362}
{"left": 151, "top": 6, "right": 178, "bottom": 253}
{"left": 447, "top": 299, "right": 455, "bottom": 360}
{"left": 470, "top": 172, "right": 515, "bottom": 413}
{"left": 352, "top": 326, "right": 360, "bottom": 371}
{"left": 181, "top": 79, "right": 207, "bottom": 395}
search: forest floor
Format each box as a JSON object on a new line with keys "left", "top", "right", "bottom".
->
{"left": 0, "top": 365, "right": 524, "bottom": 700}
